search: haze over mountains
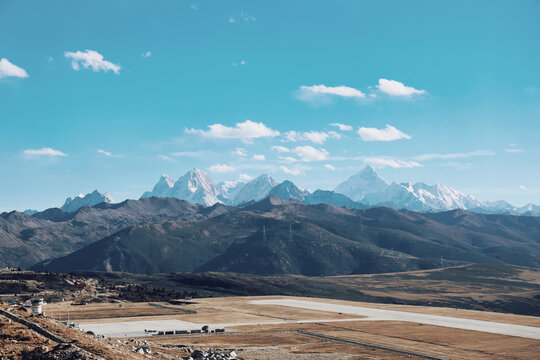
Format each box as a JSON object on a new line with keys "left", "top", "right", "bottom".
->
{"left": 138, "top": 166, "right": 539, "bottom": 216}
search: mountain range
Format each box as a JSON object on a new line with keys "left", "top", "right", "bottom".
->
{"left": 30, "top": 196, "right": 540, "bottom": 275}
{"left": 137, "top": 166, "right": 538, "bottom": 216}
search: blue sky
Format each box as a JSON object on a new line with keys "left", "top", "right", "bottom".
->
{"left": 1, "top": 0, "right": 539, "bottom": 211}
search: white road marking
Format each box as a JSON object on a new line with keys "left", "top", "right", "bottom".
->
{"left": 250, "top": 299, "right": 540, "bottom": 340}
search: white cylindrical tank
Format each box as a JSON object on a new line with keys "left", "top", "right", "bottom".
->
{"left": 31, "top": 298, "right": 44, "bottom": 315}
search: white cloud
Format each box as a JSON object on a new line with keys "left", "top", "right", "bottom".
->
{"left": 157, "top": 154, "right": 171, "bottom": 161}
{"left": 298, "top": 84, "right": 366, "bottom": 102}
{"left": 252, "top": 154, "right": 266, "bottom": 161}
{"left": 23, "top": 147, "right": 67, "bottom": 157}
{"left": 283, "top": 131, "right": 300, "bottom": 142}
{"left": 324, "top": 164, "right": 336, "bottom": 170}
{"left": 520, "top": 185, "right": 527, "bottom": 190}
{"left": 97, "top": 149, "right": 112, "bottom": 156}
{"left": 280, "top": 165, "right": 303, "bottom": 176}
{"left": 283, "top": 130, "right": 341, "bottom": 144}
{"left": 271, "top": 145, "right": 290, "bottom": 153}
{"left": 190, "top": 4, "right": 197, "bottom": 10}
{"left": 235, "top": 147, "right": 247, "bottom": 156}
{"left": 232, "top": 60, "right": 247, "bottom": 66}
{"left": 364, "top": 157, "right": 421, "bottom": 169}
{"left": 238, "top": 173, "right": 253, "bottom": 181}
{"left": 303, "top": 131, "right": 330, "bottom": 144}
{"left": 505, "top": 148, "right": 524, "bottom": 153}
{"left": 186, "top": 120, "right": 279, "bottom": 139}
{"left": 377, "top": 79, "right": 426, "bottom": 97}
{"left": 141, "top": 51, "right": 152, "bottom": 58}
{"left": 293, "top": 146, "right": 329, "bottom": 162}
{"left": 279, "top": 156, "right": 298, "bottom": 163}
{"left": 0, "top": 58, "right": 29, "bottom": 78}
{"left": 330, "top": 123, "right": 353, "bottom": 131}
{"left": 241, "top": 12, "right": 256, "bottom": 21}
{"left": 413, "top": 150, "right": 494, "bottom": 161}
{"left": 64, "top": 50, "right": 121, "bottom": 74}
{"left": 208, "top": 164, "right": 235, "bottom": 173}
{"left": 357, "top": 124, "right": 411, "bottom": 141}
{"left": 229, "top": 12, "right": 255, "bottom": 23}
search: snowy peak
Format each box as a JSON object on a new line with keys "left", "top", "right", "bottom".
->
{"left": 61, "top": 190, "right": 114, "bottom": 212}
{"left": 334, "top": 165, "right": 390, "bottom": 202}
{"left": 171, "top": 168, "right": 221, "bottom": 206}
{"left": 217, "top": 180, "right": 246, "bottom": 205}
{"left": 268, "top": 180, "right": 310, "bottom": 201}
{"left": 232, "top": 174, "right": 279, "bottom": 204}
{"left": 141, "top": 174, "right": 175, "bottom": 198}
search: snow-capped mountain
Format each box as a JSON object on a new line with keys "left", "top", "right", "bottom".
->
{"left": 141, "top": 174, "right": 175, "bottom": 198}
{"left": 334, "top": 165, "right": 390, "bottom": 203}
{"left": 61, "top": 190, "right": 114, "bottom": 212}
{"left": 137, "top": 166, "right": 537, "bottom": 215}
{"left": 517, "top": 203, "right": 540, "bottom": 216}
{"left": 174, "top": 169, "right": 222, "bottom": 206}
{"left": 232, "top": 174, "right": 279, "bottom": 205}
{"left": 335, "top": 166, "right": 486, "bottom": 212}
{"left": 268, "top": 180, "right": 310, "bottom": 201}
{"left": 379, "top": 182, "right": 485, "bottom": 211}
{"left": 217, "top": 180, "right": 246, "bottom": 205}
{"left": 141, "top": 169, "right": 222, "bottom": 206}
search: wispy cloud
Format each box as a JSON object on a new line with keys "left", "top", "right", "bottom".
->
{"left": 377, "top": 79, "right": 426, "bottom": 97}
{"left": 186, "top": 120, "right": 279, "bottom": 139}
{"left": 141, "top": 51, "right": 152, "bottom": 58}
{"left": 0, "top": 58, "right": 29, "bottom": 78}
{"left": 96, "top": 149, "right": 112, "bottom": 156}
{"left": 324, "top": 164, "right": 336, "bottom": 170}
{"left": 271, "top": 145, "right": 290, "bottom": 153}
{"left": 252, "top": 154, "right": 266, "bottom": 161}
{"left": 297, "top": 84, "right": 366, "bottom": 103}
{"left": 239, "top": 173, "right": 253, "bottom": 181}
{"left": 364, "top": 157, "right": 421, "bottom": 168}
{"left": 157, "top": 154, "right": 172, "bottom": 161}
{"left": 232, "top": 60, "right": 246, "bottom": 66}
{"left": 229, "top": 12, "right": 256, "bottom": 23}
{"left": 357, "top": 124, "right": 411, "bottom": 141}
{"left": 283, "top": 130, "right": 340, "bottom": 144}
{"left": 64, "top": 50, "right": 121, "bottom": 74}
{"left": 330, "top": 123, "right": 353, "bottom": 131}
{"left": 505, "top": 148, "right": 524, "bottom": 153}
{"left": 235, "top": 147, "right": 247, "bottom": 156}
{"left": 293, "top": 146, "right": 329, "bottom": 162}
{"left": 413, "top": 150, "right": 494, "bottom": 161}
{"left": 280, "top": 165, "right": 303, "bottom": 176}
{"left": 208, "top": 164, "right": 235, "bottom": 173}
{"left": 23, "top": 147, "right": 67, "bottom": 157}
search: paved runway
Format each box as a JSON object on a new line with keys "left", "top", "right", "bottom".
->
{"left": 251, "top": 299, "right": 540, "bottom": 340}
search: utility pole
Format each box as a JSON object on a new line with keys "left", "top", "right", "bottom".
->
{"left": 263, "top": 226, "right": 267, "bottom": 241}
{"left": 289, "top": 224, "right": 292, "bottom": 242}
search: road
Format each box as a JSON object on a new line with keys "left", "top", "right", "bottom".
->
{"left": 250, "top": 299, "right": 540, "bottom": 340}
